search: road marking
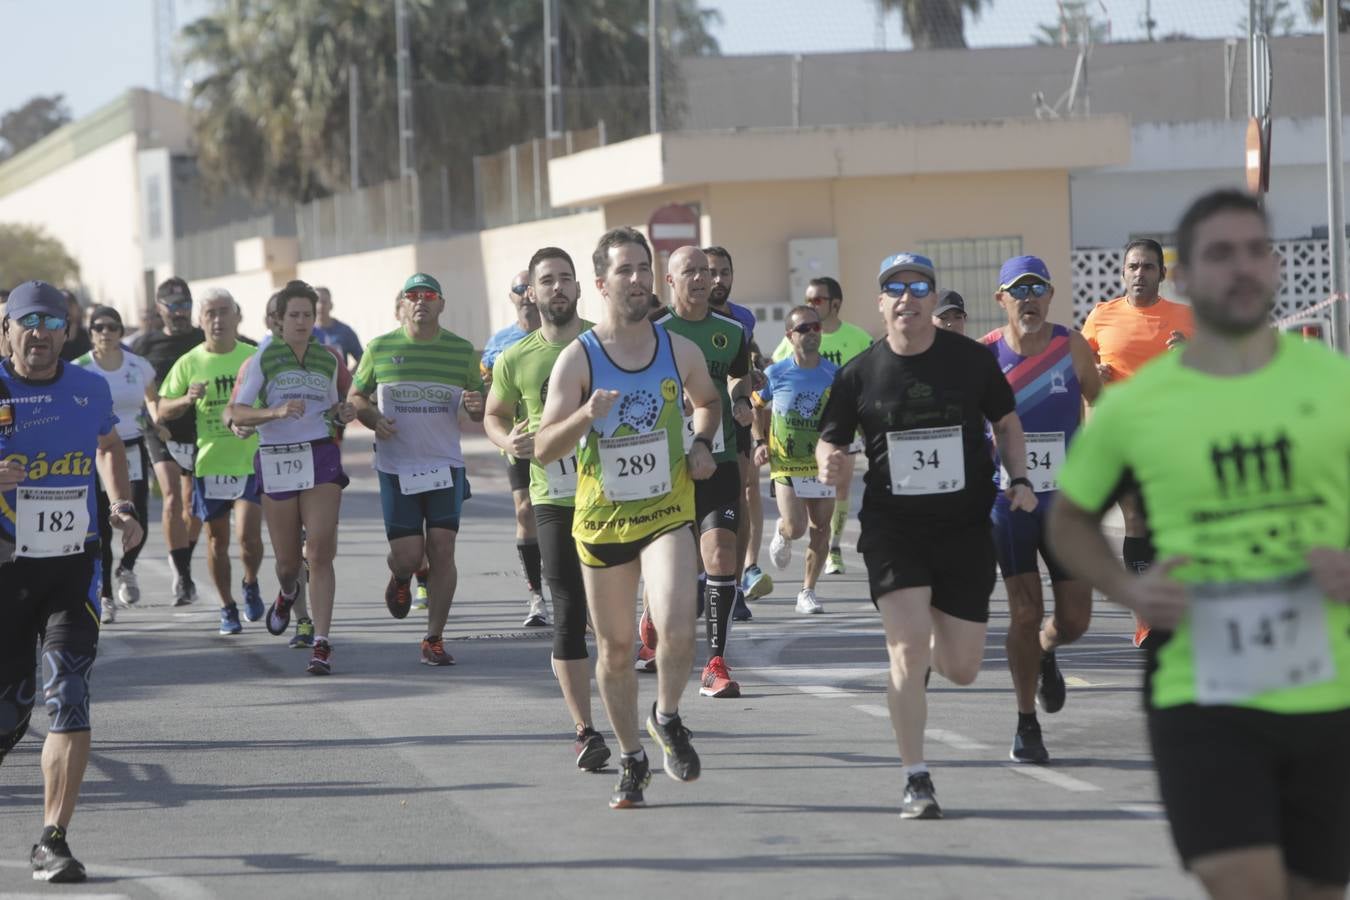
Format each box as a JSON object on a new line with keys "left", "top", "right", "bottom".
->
{"left": 0, "top": 860, "right": 211, "bottom": 900}
{"left": 1065, "top": 676, "right": 1093, "bottom": 687}
{"left": 4, "top": 894, "right": 130, "bottom": 899}
{"left": 928, "top": 728, "right": 991, "bottom": 751}
{"left": 1004, "top": 764, "right": 1102, "bottom": 792}
{"left": 852, "top": 703, "right": 889, "bottom": 718}
{"left": 1119, "top": 802, "right": 1166, "bottom": 818}
{"left": 797, "top": 684, "right": 857, "bottom": 698}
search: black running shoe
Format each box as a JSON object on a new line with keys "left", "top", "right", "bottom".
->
{"left": 645, "top": 702, "right": 700, "bottom": 782}
{"left": 900, "top": 772, "right": 942, "bottom": 820}
{"left": 1010, "top": 720, "right": 1051, "bottom": 765}
{"left": 385, "top": 575, "right": 412, "bottom": 620}
{"left": 31, "top": 827, "right": 86, "bottom": 883}
{"left": 1037, "top": 649, "right": 1067, "bottom": 714}
{"left": 609, "top": 753, "right": 652, "bottom": 809}
{"left": 574, "top": 727, "right": 612, "bottom": 772}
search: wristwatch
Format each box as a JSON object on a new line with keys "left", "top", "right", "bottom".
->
{"left": 691, "top": 435, "right": 714, "bottom": 452}
{"left": 109, "top": 500, "right": 135, "bottom": 518}
{"left": 1009, "top": 476, "right": 1033, "bottom": 490}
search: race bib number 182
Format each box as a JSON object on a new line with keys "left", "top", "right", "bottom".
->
{"left": 16, "top": 486, "right": 89, "bottom": 558}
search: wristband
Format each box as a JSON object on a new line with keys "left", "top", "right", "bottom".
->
{"left": 691, "top": 435, "right": 714, "bottom": 453}
{"left": 754, "top": 439, "right": 767, "bottom": 448}
{"left": 1009, "top": 476, "right": 1033, "bottom": 490}
{"left": 109, "top": 500, "right": 135, "bottom": 518}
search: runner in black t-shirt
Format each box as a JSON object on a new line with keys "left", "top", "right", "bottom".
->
{"left": 816, "top": 252, "right": 1036, "bottom": 821}
{"left": 131, "top": 277, "right": 205, "bottom": 605}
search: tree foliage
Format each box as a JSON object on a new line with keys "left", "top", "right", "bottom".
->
{"left": 1035, "top": 0, "right": 1111, "bottom": 46}
{"left": 1306, "top": 0, "right": 1350, "bottom": 31}
{"left": 874, "top": 0, "right": 991, "bottom": 51}
{"left": 0, "top": 225, "right": 80, "bottom": 289}
{"left": 0, "top": 95, "right": 72, "bottom": 161}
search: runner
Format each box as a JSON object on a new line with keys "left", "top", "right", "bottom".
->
{"left": 1081, "top": 238, "right": 1193, "bottom": 649}
{"left": 74, "top": 306, "right": 161, "bottom": 623}
{"left": 350, "top": 273, "right": 485, "bottom": 666}
{"left": 313, "top": 287, "right": 363, "bottom": 368}
{"left": 0, "top": 280, "right": 143, "bottom": 883}
{"left": 230, "top": 280, "right": 355, "bottom": 675}
{"left": 485, "top": 246, "right": 612, "bottom": 770}
{"left": 979, "top": 256, "right": 1102, "bottom": 764}
{"left": 774, "top": 276, "right": 874, "bottom": 577}
{"left": 816, "top": 252, "right": 1033, "bottom": 819}
{"left": 158, "top": 289, "right": 265, "bottom": 635}
{"left": 654, "top": 246, "right": 754, "bottom": 699}
{"left": 58, "top": 291, "right": 92, "bottom": 362}
{"left": 132, "top": 277, "right": 205, "bottom": 606}
{"left": 753, "top": 304, "right": 838, "bottom": 614}
{"left": 535, "top": 226, "right": 718, "bottom": 808}
{"left": 932, "top": 290, "right": 969, "bottom": 335}
{"left": 481, "top": 269, "right": 548, "bottom": 626}
{"left": 1049, "top": 189, "right": 1350, "bottom": 898}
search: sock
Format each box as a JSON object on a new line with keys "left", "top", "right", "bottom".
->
{"left": 315, "top": 634, "right": 329, "bottom": 645}
{"left": 170, "top": 547, "right": 192, "bottom": 579}
{"left": 902, "top": 763, "right": 929, "bottom": 780}
{"left": 517, "top": 539, "right": 542, "bottom": 594}
{"left": 1018, "top": 711, "right": 1039, "bottom": 731}
{"left": 414, "top": 567, "right": 428, "bottom": 589}
{"left": 704, "top": 575, "right": 737, "bottom": 659}
{"left": 621, "top": 748, "right": 647, "bottom": 762}
{"left": 281, "top": 582, "right": 297, "bottom": 600}
{"left": 39, "top": 825, "right": 64, "bottom": 844}
{"left": 222, "top": 601, "right": 237, "bottom": 610}
{"left": 830, "top": 503, "right": 848, "bottom": 544}
{"left": 655, "top": 708, "right": 678, "bottom": 726}
{"left": 1122, "top": 536, "right": 1155, "bottom": 575}
{"left": 188, "top": 539, "right": 198, "bottom": 559}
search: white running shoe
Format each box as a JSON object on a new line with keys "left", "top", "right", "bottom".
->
{"left": 795, "top": 589, "right": 823, "bottom": 615}
{"left": 769, "top": 520, "right": 792, "bottom": 570}
{"left": 100, "top": 600, "right": 116, "bottom": 624}
{"left": 523, "top": 592, "right": 550, "bottom": 627}
{"left": 115, "top": 567, "right": 140, "bottom": 607}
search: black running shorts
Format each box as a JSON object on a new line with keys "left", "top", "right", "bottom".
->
{"left": 506, "top": 455, "right": 532, "bottom": 493}
{"left": 694, "top": 460, "right": 741, "bottom": 535}
{"left": 859, "top": 515, "right": 996, "bottom": 623}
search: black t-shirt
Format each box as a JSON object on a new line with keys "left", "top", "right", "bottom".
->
{"left": 818, "top": 328, "right": 1016, "bottom": 534}
{"left": 60, "top": 328, "right": 92, "bottom": 362}
{"left": 133, "top": 327, "right": 205, "bottom": 444}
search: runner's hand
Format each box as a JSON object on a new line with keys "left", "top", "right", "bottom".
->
{"left": 1095, "top": 363, "right": 1114, "bottom": 383}
{"left": 753, "top": 444, "right": 769, "bottom": 467}
{"left": 688, "top": 442, "right": 715, "bottom": 480}
{"left": 818, "top": 447, "right": 848, "bottom": 486}
{"left": 508, "top": 420, "right": 535, "bottom": 459}
{"left": 1114, "top": 556, "right": 1190, "bottom": 630}
{"left": 585, "top": 389, "right": 620, "bottom": 421}
{"left": 187, "top": 381, "right": 207, "bottom": 401}
{"left": 1005, "top": 483, "right": 1038, "bottom": 512}
{"left": 332, "top": 401, "right": 357, "bottom": 424}
{"left": 273, "top": 399, "right": 305, "bottom": 420}
{"left": 374, "top": 416, "right": 398, "bottom": 440}
{"left": 732, "top": 397, "right": 753, "bottom": 427}
{"left": 0, "top": 459, "right": 25, "bottom": 490}
{"left": 110, "top": 508, "right": 143, "bottom": 553}
{"left": 462, "top": 390, "right": 485, "bottom": 418}
{"left": 230, "top": 423, "right": 256, "bottom": 439}
{"left": 1306, "top": 547, "right": 1350, "bottom": 603}
{"left": 1166, "top": 330, "right": 1187, "bottom": 349}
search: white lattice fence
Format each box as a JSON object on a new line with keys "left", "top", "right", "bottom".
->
{"left": 1070, "top": 239, "right": 1335, "bottom": 326}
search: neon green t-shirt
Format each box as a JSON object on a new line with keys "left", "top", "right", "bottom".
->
{"left": 490, "top": 322, "right": 593, "bottom": 507}
{"left": 772, "top": 320, "right": 873, "bottom": 368}
{"left": 1057, "top": 333, "right": 1350, "bottom": 714}
{"left": 160, "top": 342, "right": 259, "bottom": 476}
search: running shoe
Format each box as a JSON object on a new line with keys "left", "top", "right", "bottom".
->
{"left": 900, "top": 772, "right": 942, "bottom": 819}
{"left": 267, "top": 587, "right": 298, "bottom": 636}
{"left": 698, "top": 655, "right": 740, "bottom": 699}
{"left": 172, "top": 573, "right": 194, "bottom": 607}
{"left": 795, "top": 588, "right": 823, "bottom": 615}
{"left": 1133, "top": 622, "right": 1150, "bottom": 648}
{"left": 574, "top": 726, "right": 612, "bottom": 772}
{"left": 742, "top": 564, "right": 773, "bottom": 599}
{"left": 30, "top": 826, "right": 85, "bottom": 883}
{"left": 115, "top": 566, "right": 140, "bottom": 606}
{"left": 1037, "top": 649, "right": 1067, "bottom": 714}
{"left": 732, "top": 589, "right": 753, "bottom": 622}
{"left": 609, "top": 753, "right": 652, "bottom": 809}
{"left": 219, "top": 604, "right": 242, "bottom": 635}
{"left": 639, "top": 608, "right": 658, "bottom": 650}
{"left": 1010, "top": 720, "right": 1050, "bottom": 765}
{"left": 769, "top": 522, "right": 791, "bottom": 570}
{"left": 824, "top": 549, "right": 845, "bottom": 575}
{"left": 307, "top": 639, "right": 332, "bottom": 675}
{"left": 100, "top": 598, "right": 116, "bottom": 625}
{"left": 420, "top": 635, "right": 455, "bottom": 666}
{"left": 289, "top": 617, "right": 315, "bottom": 649}
{"left": 241, "top": 580, "right": 265, "bottom": 622}
{"left": 412, "top": 580, "right": 429, "bottom": 612}
{"left": 645, "top": 702, "right": 701, "bottom": 782}
{"left": 385, "top": 575, "right": 412, "bottom": 619}
{"left": 634, "top": 644, "right": 657, "bottom": 673}
{"left": 523, "top": 592, "right": 550, "bottom": 627}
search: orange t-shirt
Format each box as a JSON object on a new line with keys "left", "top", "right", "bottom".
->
{"left": 1081, "top": 296, "right": 1194, "bottom": 381}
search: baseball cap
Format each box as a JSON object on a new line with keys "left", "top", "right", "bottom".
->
{"left": 933, "top": 290, "right": 966, "bottom": 316}
{"left": 403, "top": 273, "right": 443, "bottom": 295}
{"left": 6, "top": 281, "right": 69, "bottom": 321}
{"left": 877, "top": 252, "right": 936, "bottom": 288}
{"left": 998, "top": 255, "right": 1052, "bottom": 290}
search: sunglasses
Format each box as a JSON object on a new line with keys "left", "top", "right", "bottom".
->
{"left": 405, "top": 289, "right": 441, "bottom": 302}
{"left": 15, "top": 313, "right": 67, "bottom": 331}
{"left": 158, "top": 299, "right": 192, "bottom": 312}
{"left": 1004, "top": 282, "right": 1051, "bottom": 300}
{"left": 881, "top": 280, "right": 932, "bottom": 299}
{"left": 511, "top": 284, "right": 529, "bottom": 297}
{"left": 90, "top": 321, "right": 122, "bottom": 333}
{"left": 805, "top": 295, "right": 835, "bottom": 306}
{"left": 789, "top": 321, "right": 822, "bottom": 335}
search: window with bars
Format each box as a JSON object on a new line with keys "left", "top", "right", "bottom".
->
{"left": 918, "top": 237, "right": 1023, "bottom": 339}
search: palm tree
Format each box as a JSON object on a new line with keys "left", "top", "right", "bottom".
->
{"left": 1306, "top": 0, "right": 1350, "bottom": 30}
{"left": 875, "top": 0, "right": 992, "bottom": 50}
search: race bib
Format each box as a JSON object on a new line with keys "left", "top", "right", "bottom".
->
{"left": 886, "top": 426, "right": 965, "bottom": 495}
{"left": 167, "top": 440, "right": 196, "bottom": 471}
{"left": 599, "top": 431, "right": 671, "bottom": 501}
{"left": 400, "top": 466, "right": 453, "bottom": 495}
{"left": 260, "top": 443, "right": 315, "bottom": 492}
{"left": 203, "top": 475, "right": 247, "bottom": 501}
{"left": 791, "top": 475, "right": 836, "bottom": 499}
{"left": 126, "top": 446, "right": 144, "bottom": 483}
{"left": 16, "top": 486, "right": 89, "bottom": 558}
{"left": 1190, "top": 575, "right": 1337, "bottom": 705}
{"left": 544, "top": 453, "right": 579, "bottom": 499}
{"left": 1000, "top": 431, "right": 1066, "bottom": 493}
{"left": 682, "top": 416, "right": 725, "bottom": 454}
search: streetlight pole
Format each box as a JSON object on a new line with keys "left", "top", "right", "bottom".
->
{"left": 1327, "top": 0, "right": 1348, "bottom": 351}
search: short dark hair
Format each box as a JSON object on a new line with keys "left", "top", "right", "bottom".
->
{"left": 1175, "top": 189, "right": 1268, "bottom": 267}
{"left": 156, "top": 276, "right": 191, "bottom": 303}
{"left": 88, "top": 305, "right": 123, "bottom": 331}
{"left": 593, "top": 227, "right": 652, "bottom": 277}
{"left": 265, "top": 291, "right": 283, "bottom": 321}
{"left": 786, "top": 304, "right": 819, "bottom": 328}
{"left": 529, "top": 246, "right": 576, "bottom": 281}
{"left": 807, "top": 276, "right": 842, "bottom": 302}
{"left": 276, "top": 279, "right": 319, "bottom": 315}
{"left": 1122, "top": 238, "right": 1165, "bottom": 269}
{"left": 0, "top": 288, "right": 9, "bottom": 303}
{"left": 703, "top": 245, "right": 733, "bottom": 271}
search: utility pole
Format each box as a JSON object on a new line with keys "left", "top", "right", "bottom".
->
{"left": 544, "top": 0, "right": 564, "bottom": 139}
{"left": 395, "top": 0, "right": 419, "bottom": 235}
{"left": 153, "top": 0, "right": 178, "bottom": 99}
{"left": 349, "top": 63, "right": 360, "bottom": 192}
{"left": 649, "top": 0, "right": 661, "bottom": 134}
{"left": 1326, "top": 0, "right": 1348, "bottom": 351}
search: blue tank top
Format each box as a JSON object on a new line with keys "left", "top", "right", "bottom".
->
{"left": 982, "top": 325, "right": 1081, "bottom": 494}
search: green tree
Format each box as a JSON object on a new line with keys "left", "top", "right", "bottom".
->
{"left": 0, "top": 95, "right": 71, "bottom": 161}
{"left": 874, "top": 0, "right": 991, "bottom": 51}
{"left": 1241, "top": 0, "right": 1299, "bottom": 35}
{"left": 1306, "top": 0, "right": 1350, "bottom": 31}
{"left": 0, "top": 225, "right": 80, "bottom": 288}
{"left": 1035, "top": 1, "right": 1111, "bottom": 45}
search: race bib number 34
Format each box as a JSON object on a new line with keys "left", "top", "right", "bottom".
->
{"left": 599, "top": 431, "right": 671, "bottom": 502}
{"left": 886, "top": 426, "right": 965, "bottom": 496}
{"left": 1000, "top": 431, "right": 1065, "bottom": 492}
{"left": 17, "top": 486, "right": 89, "bottom": 558}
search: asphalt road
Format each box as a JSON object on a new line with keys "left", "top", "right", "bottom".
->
{"left": 0, "top": 434, "right": 1197, "bottom": 899}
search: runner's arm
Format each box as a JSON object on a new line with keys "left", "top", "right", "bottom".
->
{"left": 672, "top": 332, "right": 722, "bottom": 444}
{"left": 990, "top": 412, "right": 1028, "bottom": 482}
{"left": 535, "top": 342, "right": 593, "bottom": 466}
{"left": 484, "top": 355, "right": 522, "bottom": 455}
{"left": 1069, "top": 330, "right": 1103, "bottom": 406}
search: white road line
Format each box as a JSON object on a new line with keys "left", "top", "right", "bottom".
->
{"left": 0, "top": 860, "right": 212, "bottom": 900}
{"left": 1118, "top": 802, "right": 1166, "bottom": 818}
{"left": 927, "top": 728, "right": 991, "bottom": 751}
{"left": 5, "top": 894, "right": 130, "bottom": 899}
{"left": 796, "top": 684, "right": 857, "bottom": 698}
{"left": 1004, "top": 764, "right": 1103, "bottom": 792}
{"left": 1064, "top": 676, "right": 1093, "bottom": 687}
{"left": 852, "top": 703, "right": 889, "bottom": 718}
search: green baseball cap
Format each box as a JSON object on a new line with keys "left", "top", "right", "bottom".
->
{"left": 403, "top": 273, "right": 443, "bottom": 295}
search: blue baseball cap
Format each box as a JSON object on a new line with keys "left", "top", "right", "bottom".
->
{"left": 5, "top": 281, "right": 69, "bottom": 321}
{"left": 998, "top": 255, "right": 1052, "bottom": 290}
{"left": 878, "top": 252, "right": 936, "bottom": 289}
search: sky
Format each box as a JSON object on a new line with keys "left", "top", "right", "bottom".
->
{"left": 0, "top": 0, "right": 1322, "bottom": 121}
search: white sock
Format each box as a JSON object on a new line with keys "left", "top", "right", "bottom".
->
{"left": 902, "top": 763, "right": 929, "bottom": 781}
{"left": 655, "top": 708, "right": 677, "bottom": 726}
